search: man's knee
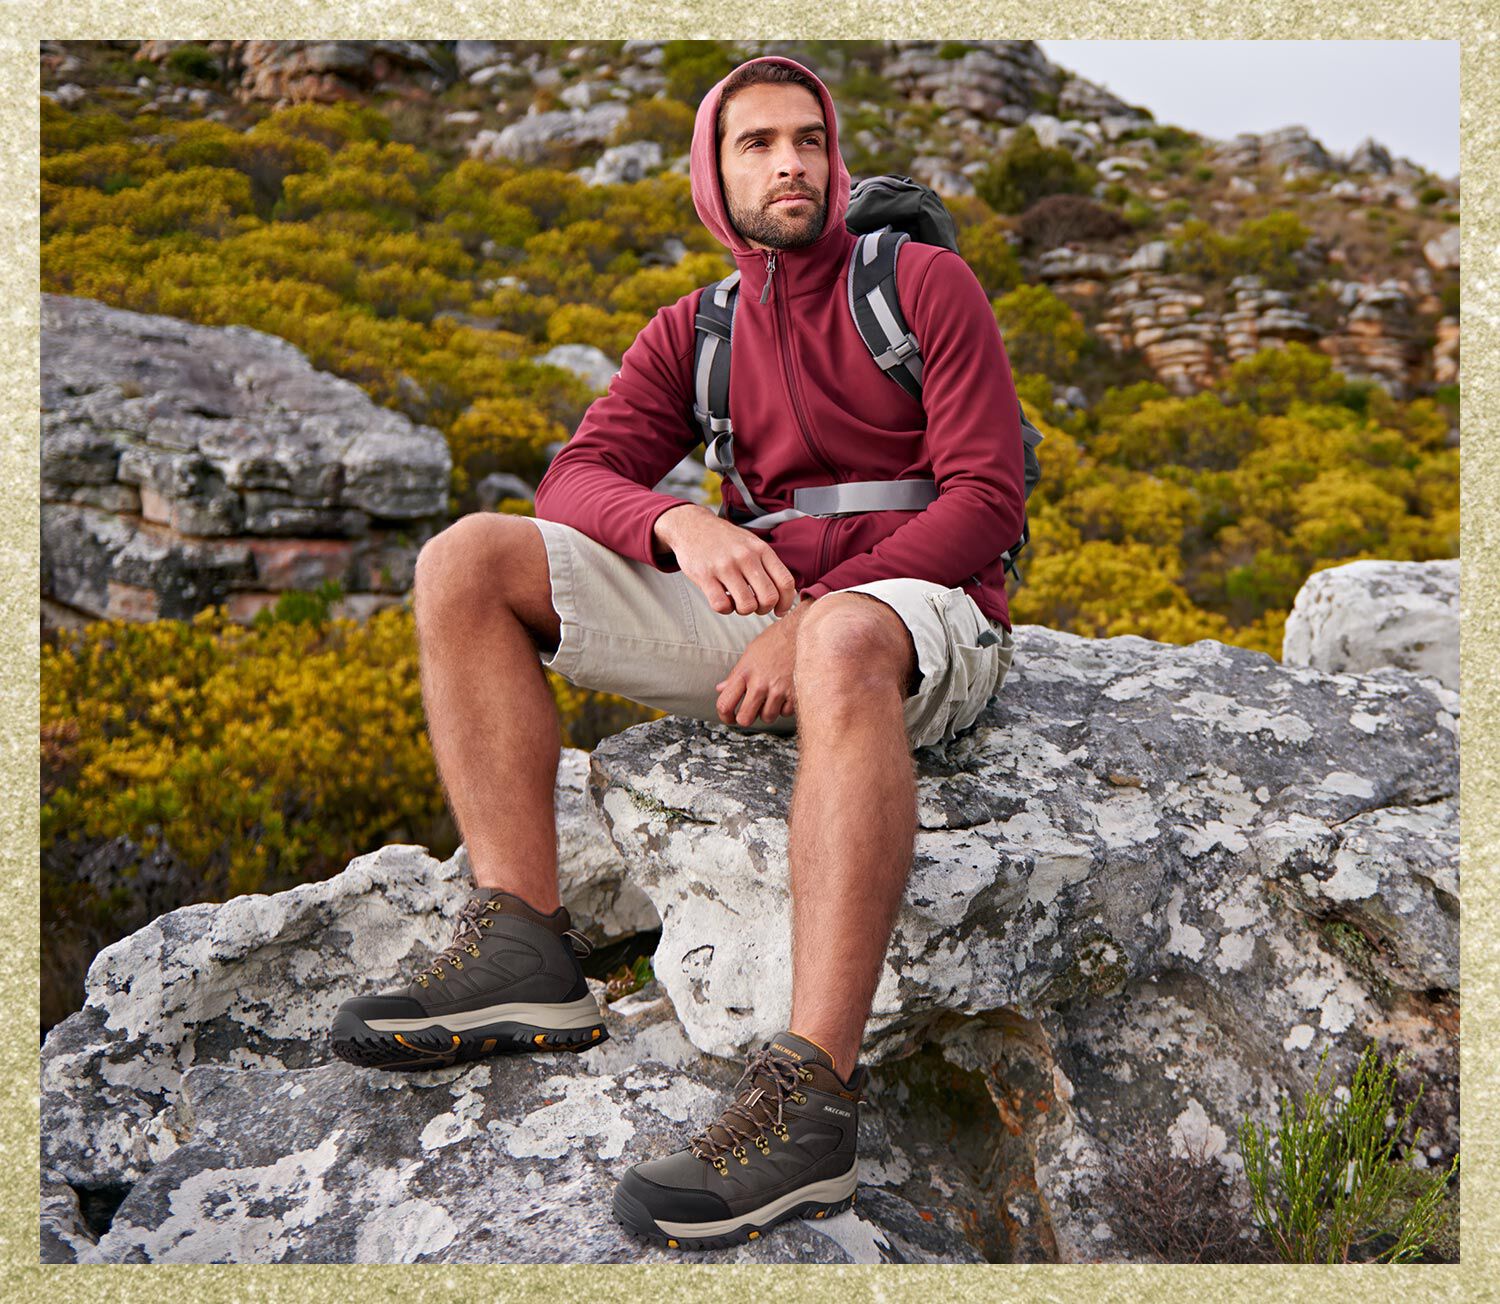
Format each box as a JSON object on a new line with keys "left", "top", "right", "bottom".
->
{"left": 413, "top": 513, "right": 551, "bottom": 630}
{"left": 795, "top": 594, "right": 917, "bottom": 700}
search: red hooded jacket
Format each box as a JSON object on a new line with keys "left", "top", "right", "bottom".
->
{"left": 534, "top": 56, "right": 1027, "bottom": 631}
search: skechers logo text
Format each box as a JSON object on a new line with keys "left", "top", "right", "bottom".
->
{"left": 770, "top": 1043, "right": 804, "bottom": 1061}
{"left": 823, "top": 1104, "right": 852, "bottom": 1118}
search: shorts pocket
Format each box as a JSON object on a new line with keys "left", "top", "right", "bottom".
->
{"left": 924, "top": 588, "right": 1005, "bottom": 739}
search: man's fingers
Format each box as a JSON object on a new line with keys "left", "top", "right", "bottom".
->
{"left": 740, "top": 562, "right": 782, "bottom": 616}
{"left": 716, "top": 674, "right": 743, "bottom": 723}
{"left": 735, "top": 682, "right": 768, "bottom": 727}
{"left": 718, "top": 568, "right": 758, "bottom": 616}
{"left": 761, "top": 689, "right": 787, "bottom": 722}
{"left": 763, "top": 552, "right": 798, "bottom": 616}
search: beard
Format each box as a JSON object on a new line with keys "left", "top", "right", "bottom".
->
{"left": 726, "top": 186, "right": 828, "bottom": 250}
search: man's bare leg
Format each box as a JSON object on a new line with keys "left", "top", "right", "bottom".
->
{"left": 784, "top": 594, "right": 919, "bottom": 1077}
{"left": 412, "top": 513, "right": 566, "bottom": 911}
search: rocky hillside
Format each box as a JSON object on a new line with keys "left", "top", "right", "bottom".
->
{"left": 43, "top": 39, "right": 1460, "bottom": 405}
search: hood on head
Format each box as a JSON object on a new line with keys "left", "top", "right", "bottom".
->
{"left": 690, "top": 55, "right": 851, "bottom": 257}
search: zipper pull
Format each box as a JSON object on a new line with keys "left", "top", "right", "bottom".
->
{"left": 760, "top": 251, "right": 777, "bottom": 305}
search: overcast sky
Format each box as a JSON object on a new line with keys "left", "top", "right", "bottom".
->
{"left": 1038, "top": 41, "right": 1458, "bottom": 179}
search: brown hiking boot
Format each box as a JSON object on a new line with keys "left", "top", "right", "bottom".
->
{"left": 329, "top": 889, "right": 607, "bottom": 1070}
{"left": 613, "top": 1031, "right": 865, "bottom": 1250}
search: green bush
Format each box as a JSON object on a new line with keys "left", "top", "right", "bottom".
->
{"left": 937, "top": 42, "right": 971, "bottom": 60}
{"left": 992, "top": 283, "right": 1089, "bottom": 376}
{"left": 974, "top": 125, "right": 1097, "bottom": 216}
{"left": 956, "top": 216, "right": 1022, "bottom": 294}
{"left": 610, "top": 97, "right": 698, "bottom": 155}
{"left": 165, "top": 43, "right": 220, "bottom": 82}
{"left": 661, "top": 40, "right": 735, "bottom": 105}
{"left": 1173, "top": 211, "right": 1310, "bottom": 287}
{"left": 1239, "top": 1043, "right": 1458, "bottom": 1263}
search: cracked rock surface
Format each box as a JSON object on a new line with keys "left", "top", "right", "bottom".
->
{"left": 40, "top": 847, "right": 975, "bottom": 1264}
{"left": 591, "top": 621, "right": 1458, "bottom": 1259}
{"left": 1282, "top": 558, "right": 1460, "bottom": 691}
{"left": 42, "top": 294, "right": 449, "bottom": 624}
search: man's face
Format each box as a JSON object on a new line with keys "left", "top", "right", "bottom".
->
{"left": 717, "top": 82, "right": 830, "bottom": 252}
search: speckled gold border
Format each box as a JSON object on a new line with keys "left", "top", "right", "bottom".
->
{"left": 10, "top": 11, "right": 1488, "bottom": 1297}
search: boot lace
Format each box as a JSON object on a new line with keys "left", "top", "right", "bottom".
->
{"left": 413, "top": 896, "right": 594, "bottom": 987}
{"left": 688, "top": 1049, "right": 814, "bottom": 1169}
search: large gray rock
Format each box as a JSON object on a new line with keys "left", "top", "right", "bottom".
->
{"left": 469, "top": 103, "right": 629, "bottom": 165}
{"left": 576, "top": 141, "right": 663, "bottom": 186}
{"left": 40, "top": 849, "right": 976, "bottom": 1263}
{"left": 590, "top": 621, "right": 1458, "bottom": 1258}
{"left": 1283, "top": 559, "right": 1460, "bottom": 691}
{"left": 534, "top": 343, "right": 618, "bottom": 393}
{"left": 41, "top": 295, "right": 449, "bottom": 623}
{"left": 40, "top": 746, "right": 652, "bottom": 1196}
{"left": 66, "top": 987, "right": 978, "bottom": 1264}
{"left": 1423, "top": 226, "right": 1460, "bottom": 272}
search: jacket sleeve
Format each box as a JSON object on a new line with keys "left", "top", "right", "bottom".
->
{"left": 798, "top": 250, "right": 1027, "bottom": 601}
{"left": 532, "top": 293, "right": 703, "bottom": 571}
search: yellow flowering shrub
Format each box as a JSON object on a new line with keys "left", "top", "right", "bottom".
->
{"left": 448, "top": 395, "right": 567, "bottom": 494}
{"left": 545, "top": 302, "right": 648, "bottom": 359}
{"left": 42, "top": 605, "right": 657, "bottom": 903}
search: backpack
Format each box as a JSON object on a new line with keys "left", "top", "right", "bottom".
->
{"left": 691, "top": 174, "right": 1044, "bottom": 586}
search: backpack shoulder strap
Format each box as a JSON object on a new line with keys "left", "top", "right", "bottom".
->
{"left": 692, "top": 269, "right": 739, "bottom": 440}
{"left": 692, "top": 269, "right": 779, "bottom": 522}
{"left": 847, "top": 228, "right": 923, "bottom": 402}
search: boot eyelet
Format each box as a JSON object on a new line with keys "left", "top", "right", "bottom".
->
{"left": 798, "top": 1067, "right": 814, "bottom": 1082}
{"left": 732, "top": 1145, "right": 749, "bottom": 1165}
{"left": 772, "top": 1122, "right": 789, "bottom": 1140}
{"left": 712, "top": 1157, "right": 728, "bottom": 1175}
{"left": 480, "top": 918, "right": 493, "bottom": 927}
{"left": 451, "top": 958, "right": 463, "bottom": 970}
{"left": 754, "top": 1136, "right": 771, "bottom": 1154}
{"left": 417, "top": 976, "right": 429, "bottom": 988}
{"left": 792, "top": 1091, "right": 807, "bottom": 1105}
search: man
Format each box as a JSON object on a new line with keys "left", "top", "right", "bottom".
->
{"left": 331, "top": 55, "right": 1025, "bottom": 1250}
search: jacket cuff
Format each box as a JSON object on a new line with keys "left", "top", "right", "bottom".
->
{"left": 798, "top": 582, "right": 830, "bottom": 603}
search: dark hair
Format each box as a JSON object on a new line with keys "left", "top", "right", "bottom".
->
{"left": 714, "top": 61, "right": 823, "bottom": 147}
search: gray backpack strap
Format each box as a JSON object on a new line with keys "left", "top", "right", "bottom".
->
{"left": 847, "top": 230, "right": 1044, "bottom": 583}
{"left": 848, "top": 229, "right": 924, "bottom": 401}
{"left": 692, "top": 270, "right": 776, "bottom": 523}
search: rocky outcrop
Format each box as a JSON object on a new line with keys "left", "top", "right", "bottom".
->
{"left": 1283, "top": 559, "right": 1459, "bottom": 691}
{"left": 1222, "top": 275, "right": 1320, "bottom": 362}
{"left": 1212, "top": 126, "right": 1335, "bottom": 174}
{"left": 468, "top": 104, "right": 630, "bottom": 165}
{"left": 40, "top": 843, "right": 977, "bottom": 1264}
{"left": 41, "top": 571, "right": 1460, "bottom": 1262}
{"left": 591, "top": 620, "right": 1458, "bottom": 1258}
{"left": 1099, "top": 273, "right": 1221, "bottom": 393}
{"left": 41, "top": 295, "right": 448, "bottom": 625}
{"left": 135, "top": 41, "right": 449, "bottom": 104}
{"left": 1319, "top": 279, "right": 1422, "bottom": 398}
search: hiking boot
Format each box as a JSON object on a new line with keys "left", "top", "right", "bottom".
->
{"left": 612, "top": 1031, "right": 865, "bottom": 1250}
{"left": 328, "top": 888, "right": 607, "bottom": 1070}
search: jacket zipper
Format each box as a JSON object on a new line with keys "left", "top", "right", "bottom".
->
{"left": 762, "top": 249, "right": 840, "bottom": 579}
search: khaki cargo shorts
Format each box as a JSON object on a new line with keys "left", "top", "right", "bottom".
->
{"left": 526, "top": 517, "right": 1015, "bottom": 752}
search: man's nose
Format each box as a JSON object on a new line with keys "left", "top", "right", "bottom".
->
{"left": 771, "top": 141, "right": 808, "bottom": 176}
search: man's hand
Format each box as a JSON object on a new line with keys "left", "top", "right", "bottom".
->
{"left": 653, "top": 504, "right": 797, "bottom": 617}
{"left": 715, "top": 608, "right": 806, "bottom": 726}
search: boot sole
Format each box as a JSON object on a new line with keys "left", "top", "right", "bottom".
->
{"left": 612, "top": 1167, "right": 858, "bottom": 1251}
{"left": 329, "top": 997, "right": 608, "bottom": 1071}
